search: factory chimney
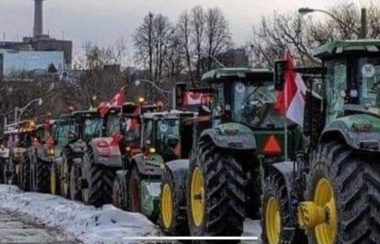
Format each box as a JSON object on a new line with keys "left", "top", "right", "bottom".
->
{"left": 33, "top": 0, "right": 46, "bottom": 37}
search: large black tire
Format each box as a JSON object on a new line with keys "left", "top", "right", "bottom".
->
{"left": 127, "top": 167, "right": 141, "bottom": 212}
{"left": 112, "top": 174, "right": 127, "bottom": 210}
{"left": 50, "top": 162, "right": 60, "bottom": 195}
{"left": 81, "top": 149, "right": 114, "bottom": 207}
{"left": 159, "top": 168, "right": 188, "bottom": 236}
{"left": 30, "top": 157, "right": 50, "bottom": 193}
{"left": 261, "top": 171, "right": 306, "bottom": 244}
{"left": 18, "top": 154, "right": 30, "bottom": 191}
{"left": 305, "top": 141, "right": 380, "bottom": 243}
{"left": 0, "top": 162, "right": 4, "bottom": 184}
{"left": 187, "top": 139, "right": 246, "bottom": 237}
{"left": 60, "top": 150, "right": 72, "bottom": 198}
{"left": 3, "top": 163, "right": 10, "bottom": 184}
{"left": 70, "top": 164, "right": 82, "bottom": 200}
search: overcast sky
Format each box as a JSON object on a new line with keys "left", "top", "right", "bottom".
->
{"left": 0, "top": 0, "right": 369, "bottom": 61}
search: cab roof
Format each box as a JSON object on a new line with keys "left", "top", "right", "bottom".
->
{"left": 141, "top": 110, "right": 196, "bottom": 120}
{"left": 71, "top": 110, "right": 100, "bottom": 118}
{"left": 201, "top": 68, "right": 273, "bottom": 83}
{"left": 313, "top": 39, "right": 380, "bottom": 58}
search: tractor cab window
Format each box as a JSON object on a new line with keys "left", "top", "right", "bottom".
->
{"left": 212, "top": 83, "right": 225, "bottom": 125}
{"left": 106, "top": 115, "right": 121, "bottom": 136}
{"left": 56, "top": 123, "right": 73, "bottom": 146}
{"left": 142, "top": 119, "right": 153, "bottom": 148}
{"left": 83, "top": 118, "right": 102, "bottom": 140}
{"left": 233, "top": 81, "right": 282, "bottom": 128}
{"left": 325, "top": 60, "right": 347, "bottom": 122}
{"left": 122, "top": 116, "right": 140, "bottom": 142}
{"left": 156, "top": 119, "right": 180, "bottom": 158}
{"left": 356, "top": 57, "right": 380, "bottom": 107}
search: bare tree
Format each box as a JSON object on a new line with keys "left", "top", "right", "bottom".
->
{"left": 250, "top": 1, "right": 380, "bottom": 67}
{"left": 190, "top": 6, "right": 206, "bottom": 80}
{"left": 177, "top": 10, "right": 194, "bottom": 85}
{"left": 204, "top": 7, "right": 232, "bottom": 70}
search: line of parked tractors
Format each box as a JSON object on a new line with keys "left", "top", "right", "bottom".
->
{"left": 1, "top": 39, "right": 380, "bottom": 244}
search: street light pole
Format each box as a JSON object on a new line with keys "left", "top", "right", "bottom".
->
{"left": 134, "top": 79, "right": 175, "bottom": 109}
{"left": 15, "top": 98, "right": 43, "bottom": 122}
{"left": 298, "top": 7, "right": 367, "bottom": 38}
{"left": 360, "top": 8, "right": 367, "bottom": 38}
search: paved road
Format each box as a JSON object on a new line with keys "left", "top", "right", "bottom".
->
{"left": 0, "top": 209, "right": 77, "bottom": 243}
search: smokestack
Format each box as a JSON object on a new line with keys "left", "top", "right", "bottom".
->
{"left": 33, "top": 0, "right": 45, "bottom": 37}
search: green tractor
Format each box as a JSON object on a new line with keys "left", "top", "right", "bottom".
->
{"left": 50, "top": 110, "right": 100, "bottom": 198}
{"left": 160, "top": 68, "right": 300, "bottom": 237}
{"left": 118, "top": 110, "right": 196, "bottom": 220}
{"left": 261, "top": 40, "right": 380, "bottom": 244}
{"left": 111, "top": 102, "right": 160, "bottom": 209}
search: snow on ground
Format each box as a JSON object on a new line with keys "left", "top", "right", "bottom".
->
{"left": 0, "top": 184, "right": 161, "bottom": 244}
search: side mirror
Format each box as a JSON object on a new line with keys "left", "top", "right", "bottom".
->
{"left": 274, "top": 60, "right": 287, "bottom": 91}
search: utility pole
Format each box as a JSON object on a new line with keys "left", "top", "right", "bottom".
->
{"left": 360, "top": 8, "right": 367, "bottom": 39}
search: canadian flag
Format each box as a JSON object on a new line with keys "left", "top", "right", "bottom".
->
{"left": 183, "top": 92, "right": 210, "bottom": 106}
{"left": 275, "top": 51, "right": 306, "bottom": 126}
{"left": 99, "top": 87, "right": 126, "bottom": 117}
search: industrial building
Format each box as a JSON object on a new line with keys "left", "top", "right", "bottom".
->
{"left": 0, "top": 0, "right": 73, "bottom": 78}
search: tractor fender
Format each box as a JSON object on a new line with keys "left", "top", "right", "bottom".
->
{"left": 130, "top": 153, "right": 164, "bottom": 177}
{"left": 116, "top": 169, "right": 128, "bottom": 181}
{"left": 87, "top": 137, "right": 123, "bottom": 167}
{"left": 321, "top": 114, "right": 380, "bottom": 152}
{"left": 267, "top": 161, "right": 296, "bottom": 204}
{"left": 199, "top": 122, "right": 256, "bottom": 150}
{"left": 164, "top": 159, "right": 189, "bottom": 182}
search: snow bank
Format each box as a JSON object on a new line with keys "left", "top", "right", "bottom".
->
{"left": 0, "top": 185, "right": 161, "bottom": 244}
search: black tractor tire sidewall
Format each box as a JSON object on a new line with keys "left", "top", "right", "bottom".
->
{"left": 159, "top": 169, "right": 189, "bottom": 235}
{"left": 261, "top": 171, "right": 306, "bottom": 244}
{"left": 305, "top": 142, "right": 380, "bottom": 243}
{"left": 127, "top": 167, "right": 141, "bottom": 212}
{"left": 187, "top": 139, "right": 246, "bottom": 237}
{"left": 70, "top": 165, "right": 82, "bottom": 200}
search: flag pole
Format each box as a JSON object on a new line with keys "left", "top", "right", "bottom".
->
{"left": 284, "top": 73, "right": 289, "bottom": 162}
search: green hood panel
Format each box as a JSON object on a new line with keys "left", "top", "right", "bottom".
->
{"left": 333, "top": 114, "right": 380, "bottom": 133}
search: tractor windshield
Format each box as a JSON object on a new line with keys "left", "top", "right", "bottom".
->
{"left": 232, "top": 81, "right": 283, "bottom": 128}
{"left": 83, "top": 117, "right": 102, "bottom": 140}
{"left": 156, "top": 119, "right": 180, "bottom": 157}
{"left": 325, "top": 56, "right": 380, "bottom": 121}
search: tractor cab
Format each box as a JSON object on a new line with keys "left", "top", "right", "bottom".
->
{"left": 314, "top": 40, "right": 380, "bottom": 123}
{"left": 71, "top": 110, "right": 103, "bottom": 142}
{"left": 140, "top": 111, "right": 196, "bottom": 162}
{"left": 275, "top": 40, "right": 380, "bottom": 151}
{"left": 201, "top": 68, "right": 299, "bottom": 159}
{"left": 201, "top": 68, "right": 283, "bottom": 128}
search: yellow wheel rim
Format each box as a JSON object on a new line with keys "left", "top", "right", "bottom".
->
{"left": 314, "top": 178, "right": 337, "bottom": 244}
{"left": 265, "top": 196, "right": 281, "bottom": 244}
{"left": 161, "top": 184, "right": 173, "bottom": 229}
{"left": 50, "top": 169, "right": 56, "bottom": 195}
{"left": 62, "top": 160, "right": 69, "bottom": 195}
{"left": 190, "top": 166, "right": 205, "bottom": 227}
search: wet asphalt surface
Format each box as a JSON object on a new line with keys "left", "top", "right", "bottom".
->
{"left": 0, "top": 209, "right": 78, "bottom": 244}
